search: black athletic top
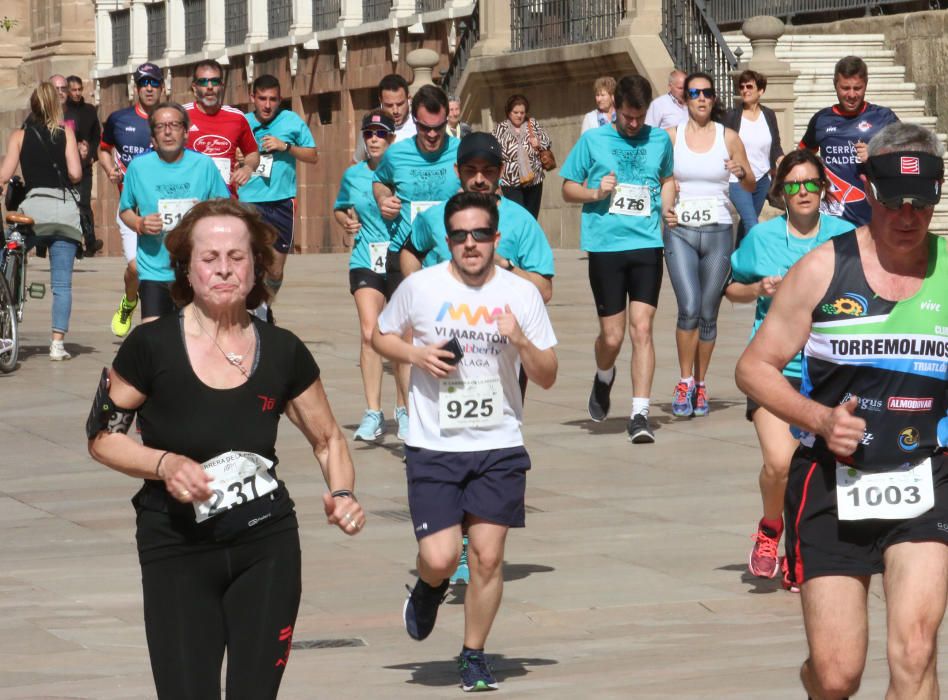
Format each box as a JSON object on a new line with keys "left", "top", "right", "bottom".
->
{"left": 112, "top": 312, "right": 320, "bottom": 563}
{"left": 20, "top": 120, "right": 69, "bottom": 193}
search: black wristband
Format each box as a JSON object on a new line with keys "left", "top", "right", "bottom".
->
{"left": 331, "top": 489, "right": 356, "bottom": 500}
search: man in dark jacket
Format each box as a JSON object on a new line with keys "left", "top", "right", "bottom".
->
{"left": 60, "top": 75, "right": 103, "bottom": 254}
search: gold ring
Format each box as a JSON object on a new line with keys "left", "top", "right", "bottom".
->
{"left": 344, "top": 513, "right": 354, "bottom": 522}
{"left": 180, "top": 489, "right": 190, "bottom": 498}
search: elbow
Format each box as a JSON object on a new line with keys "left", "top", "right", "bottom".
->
{"left": 540, "top": 287, "right": 553, "bottom": 304}
{"left": 723, "top": 283, "right": 738, "bottom": 303}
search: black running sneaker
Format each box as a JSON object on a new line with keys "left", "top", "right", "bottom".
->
{"left": 587, "top": 371, "right": 615, "bottom": 422}
{"left": 403, "top": 577, "right": 449, "bottom": 641}
{"left": 627, "top": 413, "right": 655, "bottom": 444}
{"left": 459, "top": 649, "right": 498, "bottom": 692}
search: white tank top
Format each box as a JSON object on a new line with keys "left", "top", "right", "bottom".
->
{"left": 673, "top": 122, "right": 732, "bottom": 226}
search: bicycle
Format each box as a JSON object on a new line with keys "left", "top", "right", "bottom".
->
{"left": 0, "top": 212, "right": 46, "bottom": 372}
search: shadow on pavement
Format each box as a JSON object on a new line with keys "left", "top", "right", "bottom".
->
{"left": 716, "top": 562, "right": 786, "bottom": 595}
{"left": 385, "top": 654, "right": 558, "bottom": 687}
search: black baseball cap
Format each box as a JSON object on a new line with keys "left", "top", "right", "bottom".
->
{"left": 361, "top": 111, "right": 395, "bottom": 132}
{"left": 457, "top": 132, "right": 503, "bottom": 167}
{"left": 134, "top": 63, "right": 163, "bottom": 84}
{"left": 865, "top": 151, "right": 944, "bottom": 207}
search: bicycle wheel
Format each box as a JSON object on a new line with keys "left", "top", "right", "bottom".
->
{"left": 0, "top": 273, "right": 18, "bottom": 373}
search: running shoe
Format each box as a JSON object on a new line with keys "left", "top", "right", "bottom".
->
{"left": 403, "top": 577, "right": 449, "bottom": 641}
{"left": 49, "top": 340, "right": 71, "bottom": 361}
{"left": 693, "top": 385, "right": 709, "bottom": 417}
{"left": 780, "top": 557, "right": 800, "bottom": 593}
{"left": 395, "top": 406, "right": 409, "bottom": 442}
{"left": 353, "top": 410, "right": 384, "bottom": 442}
{"left": 110, "top": 295, "right": 138, "bottom": 338}
{"left": 627, "top": 413, "right": 655, "bottom": 444}
{"left": 450, "top": 536, "right": 470, "bottom": 585}
{"left": 587, "top": 371, "right": 615, "bottom": 422}
{"left": 671, "top": 381, "right": 694, "bottom": 417}
{"left": 458, "top": 649, "right": 498, "bottom": 692}
{"left": 748, "top": 523, "right": 781, "bottom": 579}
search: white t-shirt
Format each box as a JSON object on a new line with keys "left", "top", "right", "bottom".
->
{"left": 645, "top": 93, "right": 688, "bottom": 129}
{"left": 378, "top": 262, "right": 557, "bottom": 452}
{"left": 730, "top": 111, "right": 772, "bottom": 182}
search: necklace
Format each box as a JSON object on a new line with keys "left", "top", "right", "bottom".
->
{"left": 192, "top": 309, "right": 253, "bottom": 378}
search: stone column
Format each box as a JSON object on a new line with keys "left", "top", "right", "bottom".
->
{"left": 471, "top": 0, "right": 509, "bottom": 56}
{"left": 290, "top": 0, "right": 313, "bottom": 35}
{"left": 339, "top": 0, "right": 363, "bottom": 27}
{"left": 204, "top": 0, "right": 225, "bottom": 53}
{"left": 740, "top": 16, "right": 798, "bottom": 154}
{"left": 407, "top": 48, "right": 438, "bottom": 94}
{"left": 246, "top": 0, "right": 268, "bottom": 43}
{"left": 94, "top": 3, "right": 113, "bottom": 71}
{"left": 128, "top": 0, "right": 148, "bottom": 65}
{"left": 392, "top": 0, "right": 415, "bottom": 19}
{"left": 165, "top": 0, "right": 186, "bottom": 57}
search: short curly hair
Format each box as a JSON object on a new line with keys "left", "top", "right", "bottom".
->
{"left": 164, "top": 198, "right": 276, "bottom": 309}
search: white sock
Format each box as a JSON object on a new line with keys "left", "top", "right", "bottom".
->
{"left": 596, "top": 366, "right": 615, "bottom": 384}
{"left": 631, "top": 398, "right": 650, "bottom": 417}
{"left": 680, "top": 376, "right": 694, "bottom": 387}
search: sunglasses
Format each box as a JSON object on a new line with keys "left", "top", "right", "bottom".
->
{"left": 739, "top": 83, "right": 758, "bottom": 91}
{"left": 783, "top": 179, "right": 822, "bottom": 196}
{"left": 194, "top": 77, "right": 222, "bottom": 87}
{"left": 414, "top": 119, "right": 448, "bottom": 133}
{"left": 138, "top": 78, "right": 162, "bottom": 88}
{"left": 687, "top": 87, "right": 715, "bottom": 99}
{"left": 362, "top": 129, "right": 390, "bottom": 140}
{"left": 870, "top": 182, "right": 933, "bottom": 211}
{"left": 447, "top": 227, "right": 495, "bottom": 243}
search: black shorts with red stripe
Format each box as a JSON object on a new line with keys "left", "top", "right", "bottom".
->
{"left": 784, "top": 449, "right": 948, "bottom": 587}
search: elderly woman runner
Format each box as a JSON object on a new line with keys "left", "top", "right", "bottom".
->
{"left": 87, "top": 198, "right": 363, "bottom": 700}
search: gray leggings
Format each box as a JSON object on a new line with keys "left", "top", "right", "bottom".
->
{"left": 663, "top": 223, "right": 733, "bottom": 341}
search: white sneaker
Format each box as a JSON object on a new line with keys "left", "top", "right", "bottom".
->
{"left": 49, "top": 340, "right": 71, "bottom": 361}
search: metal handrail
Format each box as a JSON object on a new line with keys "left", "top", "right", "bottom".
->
{"left": 440, "top": 0, "right": 479, "bottom": 98}
{"left": 709, "top": 0, "right": 948, "bottom": 27}
{"left": 510, "top": 0, "right": 625, "bottom": 52}
{"left": 661, "top": 0, "right": 738, "bottom": 109}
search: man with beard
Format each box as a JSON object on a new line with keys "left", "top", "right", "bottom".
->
{"left": 373, "top": 192, "right": 557, "bottom": 692}
{"left": 99, "top": 62, "right": 164, "bottom": 337}
{"left": 238, "top": 74, "right": 318, "bottom": 321}
{"left": 119, "top": 103, "right": 230, "bottom": 322}
{"left": 184, "top": 60, "right": 259, "bottom": 193}
{"left": 561, "top": 74, "right": 676, "bottom": 444}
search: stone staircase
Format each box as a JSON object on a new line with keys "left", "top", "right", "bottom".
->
{"left": 725, "top": 33, "right": 948, "bottom": 232}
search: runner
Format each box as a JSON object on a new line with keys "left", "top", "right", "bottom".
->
{"left": 332, "top": 110, "right": 405, "bottom": 442}
{"left": 736, "top": 122, "right": 948, "bottom": 699}
{"left": 560, "top": 74, "right": 676, "bottom": 443}
{"left": 663, "top": 71, "right": 754, "bottom": 418}
{"left": 372, "top": 191, "right": 557, "bottom": 692}
{"left": 119, "top": 103, "right": 230, "bottom": 322}
{"left": 725, "top": 150, "right": 853, "bottom": 585}
{"left": 353, "top": 74, "right": 417, "bottom": 163}
{"left": 183, "top": 60, "right": 259, "bottom": 193}
{"left": 99, "top": 62, "right": 164, "bottom": 338}
{"left": 373, "top": 84, "right": 461, "bottom": 436}
{"left": 400, "top": 131, "right": 554, "bottom": 304}
{"left": 238, "top": 74, "right": 318, "bottom": 321}
{"left": 800, "top": 55, "right": 899, "bottom": 227}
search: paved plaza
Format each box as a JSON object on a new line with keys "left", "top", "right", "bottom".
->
{"left": 1, "top": 251, "right": 944, "bottom": 699}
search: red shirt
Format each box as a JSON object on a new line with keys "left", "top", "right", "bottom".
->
{"left": 183, "top": 102, "right": 258, "bottom": 192}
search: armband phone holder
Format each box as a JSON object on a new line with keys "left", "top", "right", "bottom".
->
{"left": 85, "top": 367, "right": 135, "bottom": 439}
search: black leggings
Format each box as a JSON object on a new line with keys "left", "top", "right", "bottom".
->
{"left": 141, "top": 527, "right": 302, "bottom": 700}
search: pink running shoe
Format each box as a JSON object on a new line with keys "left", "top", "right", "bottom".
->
{"left": 748, "top": 524, "right": 781, "bottom": 578}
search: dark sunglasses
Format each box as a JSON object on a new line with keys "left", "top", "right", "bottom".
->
{"left": 137, "top": 78, "right": 162, "bottom": 88}
{"left": 194, "top": 77, "right": 223, "bottom": 87}
{"left": 870, "top": 183, "right": 933, "bottom": 211}
{"left": 362, "top": 129, "right": 390, "bottom": 140}
{"left": 447, "top": 228, "right": 495, "bottom": 243}
{"left": 414, "top": 118, "right": 448, "bottom": 133}
{"left": 783, "top": 179, "right": 822, "bottom": 196}
{"left": 687, "top": 87, "right": 715, "bottom": 99}
{"left": 739, "top": 83, "right": 758, "bottom": 91}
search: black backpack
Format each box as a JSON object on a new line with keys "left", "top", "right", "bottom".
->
{"left": 4, "top": 175, "right": 26, "bottom": 212}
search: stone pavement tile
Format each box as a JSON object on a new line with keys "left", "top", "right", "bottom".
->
{"left": 2, "top": 254, "right": 947, "bottom": 698}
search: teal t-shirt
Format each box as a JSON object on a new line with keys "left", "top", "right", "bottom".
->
{"left": 410, "top": 196, "right": 555, "bottom": 276}
{"left": 372, "top": 136, "right": 461, "bottom": 253}
{"left": 119, "top": 150, "right": 230, "bottom": 282}
{"left": 334, "top": 161, "right": 401, "bottom": 271}
{"left": 730, "top": 212, "right": 855, "bottom": 377}
{"left": 237, "top": 109, "right": 316, "bottom": 203}
{"left": 560, "top": 124, "right": 673, "bottom": 252}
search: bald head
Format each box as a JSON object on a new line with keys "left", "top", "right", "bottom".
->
{"left": 49, "top": 74, "right": 68, "bottom": 105}
{"left": 668, "top": 70, "right": 685, "bottom": 102}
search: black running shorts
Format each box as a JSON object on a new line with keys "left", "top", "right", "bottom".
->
{"left": 587, "top": 248, "right": 664, "bottom": 317}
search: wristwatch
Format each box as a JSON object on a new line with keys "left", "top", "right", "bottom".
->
{"left": 504, "top": 259, "right": 515, "bottom": 272}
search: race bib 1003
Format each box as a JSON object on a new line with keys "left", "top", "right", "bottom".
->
{"left": 609, "top": 184, "right": 650, "bottom": 217}
{"left": 193, "top": 451, "right": 278, "bottom": 523}
{"left": 836, "top": 458, "right": 934, "bottom": 521}
{"left": 410, "top": 200, "right": 439, "bottom": 223}
{"left": 675, "top": 197, "right": 718, "bottom": 226}
{"left": 438, "top": 377, "right": 503, "bottom": 430}
{"left": 158, "top": 198, "right": 198, "bottom": 231}
{"left": 368, "top": 241, "right": 388, "bottom": 274}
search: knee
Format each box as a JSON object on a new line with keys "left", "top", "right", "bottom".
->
{"left": 628, "top": 319, "right": 653, "bottom": 347}
{"left": 889, "top": 625, "right": 937, "bottom": 682}
{"left": 469, "top": 544, "right": 503, "bottom": 578}
{"left": 598, "top": 326, "right": 624, "bottom": 353}
{"left": 424, "top": 551, "right": 461, "bottom": 579}
{"left": 359, "top": 324, "right": 376, "bottom": 347}
{"left": 808, "top": 656, "right": 863, "bottom": 698}
{"left": 677, "top": 309, "right": 699, "bottom": 331}
{"left": 698, "top": 318, "right": 717, "bottom": 342}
